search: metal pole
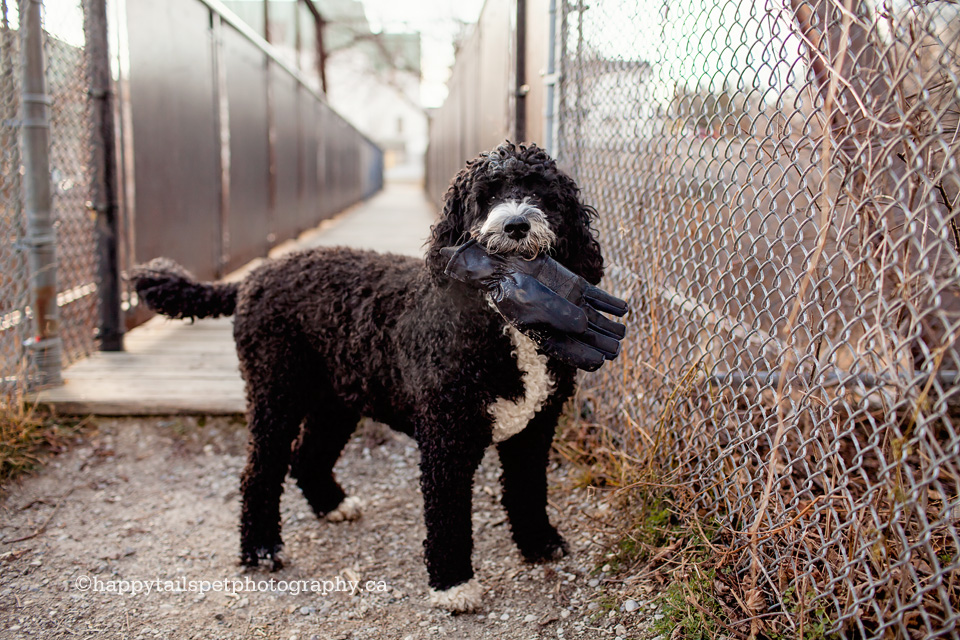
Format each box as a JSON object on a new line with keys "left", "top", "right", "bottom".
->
{"left": 263, "top": 0, "right": 277, "bottom": 251}
{"left": 20, "top": 0, "right": 62, "bottom": 386}
{"left": 544, "top": 0, "right": 558, "bottom": 155}
{"left": 315, "top": 10, "right": 327, "bottom": 94}
{"left": 211, "top": 12, "right": 232, "bottom": 277}
{"left": 85, "top": 0, "right": 124, "bottom": 351}
{"left": 514, "top": 0, "right": 527, "bottom": 143}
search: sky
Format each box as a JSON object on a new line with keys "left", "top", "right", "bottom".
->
{"left": 357, "top": 0, "right": 485, "bottom": 108}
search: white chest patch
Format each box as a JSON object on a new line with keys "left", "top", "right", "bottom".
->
{"left": 489, "top": 325, "right": 555, "bottom": 442}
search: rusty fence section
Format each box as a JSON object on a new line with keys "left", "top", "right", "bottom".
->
{"left": 555, "top": 0, "right": 960, "bottom": 637}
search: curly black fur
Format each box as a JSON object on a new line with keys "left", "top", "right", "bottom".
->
{"left": 130, "top": 142, "right": 607, "bottom": 603}
{"left": 129, "top": 258, "right": 238, "bottom": 320}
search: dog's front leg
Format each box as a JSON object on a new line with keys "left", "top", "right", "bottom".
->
{"left": 417, "top": 419, "right": 487, "bottom": 613}
{"left": 497, "top": 389, "right": 570, "bottom": 562}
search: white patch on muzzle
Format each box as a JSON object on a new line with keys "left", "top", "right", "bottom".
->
{"left": 473, "top": 199, "right": 556, "bottom": 257}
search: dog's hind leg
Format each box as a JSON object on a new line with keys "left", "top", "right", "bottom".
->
{"left": 290, "top": 391, "right": 361, "bottom": 522}
{"left": 237, "top": 335, "right": 311, "bottom": 571}
{"left": 496, "top": 391, "right": 569, "bottom": 563}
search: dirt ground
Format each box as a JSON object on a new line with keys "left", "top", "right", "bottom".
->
{"left": 0, "top": 417, "right": 657, "bottom": 639}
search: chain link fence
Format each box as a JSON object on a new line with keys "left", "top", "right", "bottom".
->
{"left": 45, "top": 0, "right": 97, "bottom": 371}
{"left": 0, "top": 0, "right": 98, "bottom": 398}
{"left": 0, "top": 2, "right": 31, "bottom": 397}
{"left": 556, "top": 0, "right": 960, "bottom": 636}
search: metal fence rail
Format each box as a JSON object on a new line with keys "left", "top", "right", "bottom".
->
{"left": 555, "top": 0, "right": 960, "bottom": 637}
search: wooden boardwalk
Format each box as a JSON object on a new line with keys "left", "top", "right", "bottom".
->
{"left": 34, "top": 182, "right": 436, "bottom": 415}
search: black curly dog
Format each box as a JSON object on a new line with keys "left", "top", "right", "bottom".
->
{"left": 130, "top": 142, "right": 607, "bottom": 611}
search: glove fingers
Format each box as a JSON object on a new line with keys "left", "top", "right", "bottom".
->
{"left": 538, "top": 334, "right": 605, "bottom": 372}
{"left": 498, "top": 273, "right": 589, "bottom": 334}
{"left": 584, "top": 285, "right": 629, "bottom": 316}
{"left": 586, "top": 307, "right": 627, "bottom": 339}
{"left": 578, "top": 330, "right": 621, "bottom": 360}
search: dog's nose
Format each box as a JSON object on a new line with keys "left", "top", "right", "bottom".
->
{"left": 504, "top": 216, "right": 531, "bottom": 240}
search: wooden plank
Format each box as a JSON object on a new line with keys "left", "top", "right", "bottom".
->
{"left": 64, "top": 370, "right": 240, "bottom": 380}
{"left": 35, "top": 377, "right": 246, "bottom": 415}
{"left": 110, "top": 343, "right": 238, "bottom": 355}
{"left": 45, "top": 377, "right": 244, "bottom": 392}
{"left": 62, "top": 356, "right": 239, "bottom": 376}
{"left": 39, "top": 397, "right": 246, "bottom": 416}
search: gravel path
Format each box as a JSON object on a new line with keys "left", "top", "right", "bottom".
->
{"left": 0, "top": 417, "right": 653, "bottom": 639}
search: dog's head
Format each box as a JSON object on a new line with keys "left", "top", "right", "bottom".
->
{"left": 427, "top": 142, "right": 604, "bottom": 284}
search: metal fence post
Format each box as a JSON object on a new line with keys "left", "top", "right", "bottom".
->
{"left": 514, "top": 0, "right": 527, "bottom": 143}
{"left": 543, "top": 0, "right": 558, "bottom": 156}
{"left": 20, "top": 0, "right": 62, "bottom": 386}
{"left": 85, "top": 0, "right": 123, "bottom": 351}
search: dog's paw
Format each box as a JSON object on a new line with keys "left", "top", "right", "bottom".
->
{"left": 239, "top": 545, "right": 284, "bottom": 571}
{"left": 429, "top": 578, "right": 484, "bottom": 613}
{"left": 325, "top": 496, "right": 364, "bottom": 522}
{"left": 520, "top": 535, "right": 569, "bottom": 563}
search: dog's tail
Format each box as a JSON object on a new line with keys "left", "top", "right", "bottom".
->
{"left": 128, "top": 258, "right": 239, "bottom": 320}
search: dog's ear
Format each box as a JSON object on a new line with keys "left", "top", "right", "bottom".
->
{"left": 561, "top": 203, "right": 604, "bottom": 285}
{"left": 551, "top": 171, "right": 604, "bottom": 285}
{"left": 426, "top": 163, "right": 474, "bottom": 274}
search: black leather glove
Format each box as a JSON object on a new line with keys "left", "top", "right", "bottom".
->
{"left": 498, "top": 249, "right": 628, "bottom": 341}
{"left": 440, "top": 240, "right": 628, "bottom": 371}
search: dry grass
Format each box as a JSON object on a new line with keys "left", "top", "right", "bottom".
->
{"left": 557, "top": 366, "right": 960, "bottom": 640}
{"left": 0, "top": 393, "right": 80, "bottom": 488}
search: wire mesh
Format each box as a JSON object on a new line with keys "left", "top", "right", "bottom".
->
{"left": 557, "top": 0, "right": 960, "bottom": 637}
{"left": 0, "top": 0, "right": 96, "bottom": 396}
{"left": 0, "top": 2, "right": 31, "bottom": 397}
{"left": 43, "top": 0, "right": 97, "bottom": 369}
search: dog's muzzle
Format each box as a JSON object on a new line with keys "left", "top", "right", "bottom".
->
{"left": 472, "top": 200, "right": 556, "bottom": 258}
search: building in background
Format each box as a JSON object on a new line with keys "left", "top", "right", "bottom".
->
{"left": 224, "top": 0, "right": 427, "bottom": 181}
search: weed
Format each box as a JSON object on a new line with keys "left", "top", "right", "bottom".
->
{"left": 589, "top": 593, "right": 620, "bottom": 622}
{"left": 652, "top": 571, "right": 725, "bottom": 640}
{"left": 771, "top": 588, "right": 841, "bottom": 640}
{"left": 0, "top": 397, "right": 80, "bottom": 487}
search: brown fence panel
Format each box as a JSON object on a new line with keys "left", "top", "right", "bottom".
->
{"left": 125, "top": 0, "right": 223, "bottom": 279}
{"left": 120, "top": 0, "right": 384, "bottom": 294}
{"left": 424, "top": 0, "right": 548, "bottom": 205}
